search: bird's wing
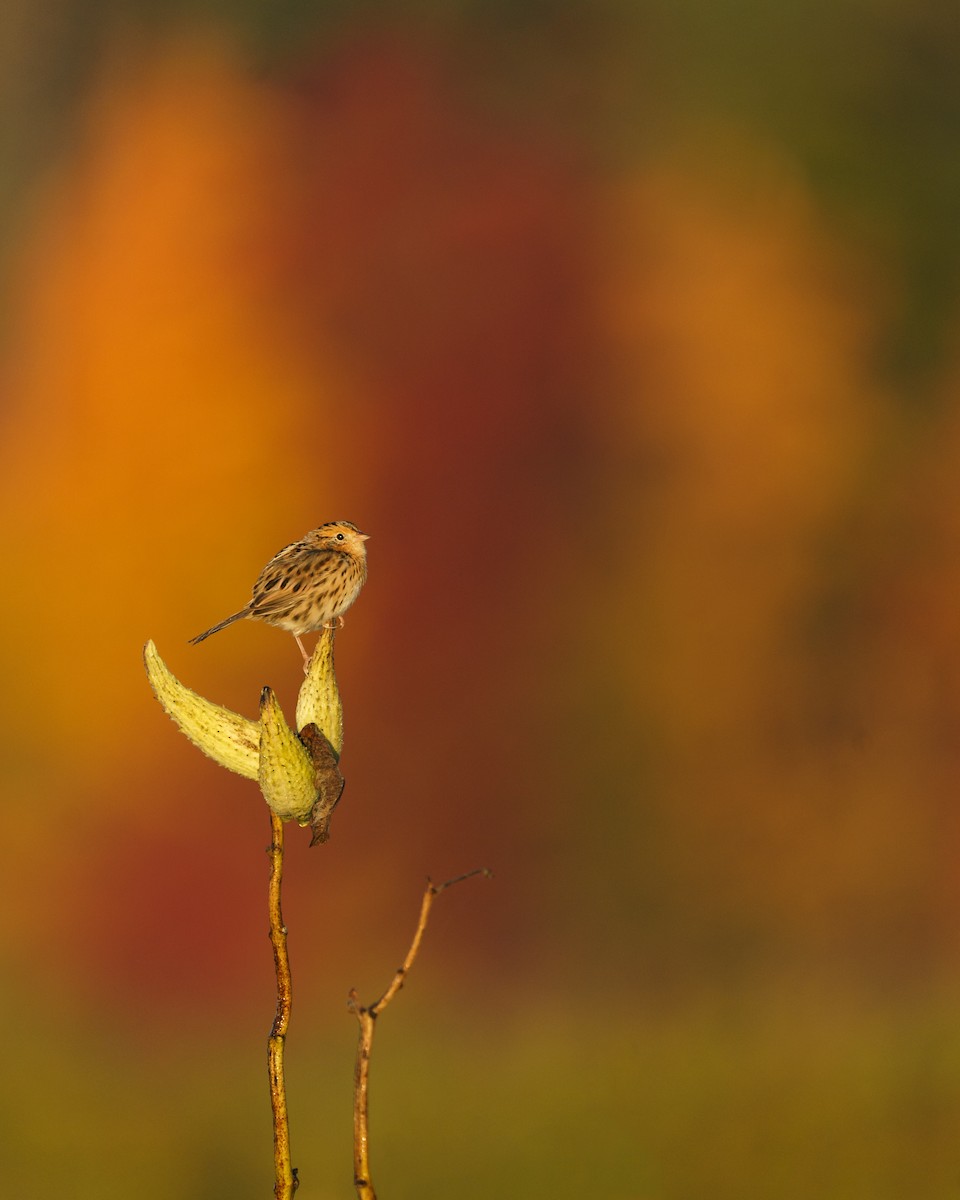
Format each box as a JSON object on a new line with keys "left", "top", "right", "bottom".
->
{"left": 248, "top": 544, "right": 329, "bottom": 615}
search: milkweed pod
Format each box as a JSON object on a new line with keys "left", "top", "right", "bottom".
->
{"left": 295, "top": 626, "right": 343, "bottom": 756}
{"left": 258, "top": 687, "right": 318, "bottom": 824}
{"left": 144, "top": 640, "right": 260, "bottom": 780}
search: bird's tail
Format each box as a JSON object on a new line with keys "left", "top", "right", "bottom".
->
{"left": 188, "top": 610, "right": 247, "bottom": 645}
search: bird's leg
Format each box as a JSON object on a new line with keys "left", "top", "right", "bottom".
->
{"left": 294, "top": 634, "right": 311, "bottom": 673}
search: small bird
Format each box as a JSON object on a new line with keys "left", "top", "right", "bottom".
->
{"left": 190, "top": 521, "right": 369, "bottom": 667}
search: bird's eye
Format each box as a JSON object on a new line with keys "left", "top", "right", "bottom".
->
{"left": 336, "top": 533, "right": 345, "bottom": 541}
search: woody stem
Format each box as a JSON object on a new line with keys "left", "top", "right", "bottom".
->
{"left": 267, "top": 812, "right": 296, "bottom": 1198}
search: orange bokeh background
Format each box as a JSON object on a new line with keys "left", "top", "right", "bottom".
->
{"left": 3, "top": 7, "right": 960, "bottom": 1197}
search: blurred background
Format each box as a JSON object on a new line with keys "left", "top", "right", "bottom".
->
{"left": 2, "top": 2, "right": 960, "bottom": 1196}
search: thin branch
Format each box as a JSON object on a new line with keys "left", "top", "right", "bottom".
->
{"left": 267, "top": 813, "right": 297, "bottom": 1199}
{"left": 348, "top": 868, "right": 493, "bottom": 1200}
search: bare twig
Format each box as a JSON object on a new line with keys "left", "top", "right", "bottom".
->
{"left": 348, "top": 868, "right": 493, "bottom": 1200}
{"left": 267, "top": 813, "right": 297, "bottom": 1198}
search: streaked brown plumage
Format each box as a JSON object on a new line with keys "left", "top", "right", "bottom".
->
{"left": 190, "top": 521, "right": 369, "bottom": 666}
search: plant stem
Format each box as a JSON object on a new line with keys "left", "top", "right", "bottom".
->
{"left": 268, "top": 812, "right": 296, "bottom": 1198}
{"left": 349, "top": 868, "right": 492, "bottom": 1200}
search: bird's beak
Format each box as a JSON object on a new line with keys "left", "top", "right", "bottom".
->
{"left": 359, "top": 533, "right": 370, "bottom": 541}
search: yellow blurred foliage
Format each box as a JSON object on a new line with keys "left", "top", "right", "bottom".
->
{"left": 0, "top": 36, "right": 358, "bottom": 788}
{"left": 599, "top": 147, "right": 878, "bottom": 743}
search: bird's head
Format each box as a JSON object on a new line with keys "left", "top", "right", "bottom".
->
{"left": 312, "top": 521, "right": 370, "bottom": 558}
